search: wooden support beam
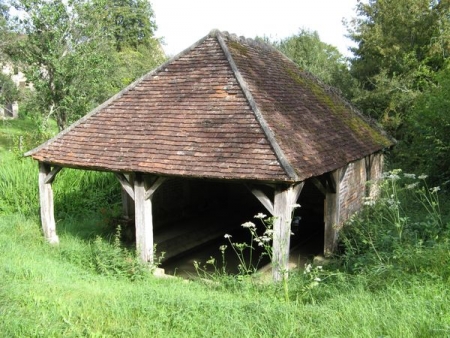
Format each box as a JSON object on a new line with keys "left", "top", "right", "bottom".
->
{"left": 38, "top": 162, "right": 59, "bottom": 244}
{"left": 326, "top": 173, "right": 336, "bottom": 193}
{"left": 44, "top": 166, "right": 62, "bottom": 184}
{"left": 339, "top": 164, "right": 349, "bottom": 182}
{"left": 117, "top": 173, "right": 135, "bottom": 219}
{"left": 246, "top": 184, "right": 274, "bottom": 215}
{"left": 272, "top": 182, "right": 304, "bottom": 282}
{"left": 324, "top": 169, "right": 341, "bottom": 256}
{"left": 134, "top": 174, "right": 166, "bottom": 265}
{"left": 134, "top": 173, "right": 154, "bottom": 264}
{"left": 144, "top": 176, "right": 166, "bottom": 200}
{"left": 115, "top": 173, "right": 135, "bottom": 201}
{"left": 311, "top": 177, "right": 327, "bottom": 196}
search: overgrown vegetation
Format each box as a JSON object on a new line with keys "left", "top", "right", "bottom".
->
{"left": 1, "top": 119, "right": 450, "bottom": 336}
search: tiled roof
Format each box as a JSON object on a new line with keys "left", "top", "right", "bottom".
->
{"left": 26, "top": 30, "right": 393, "bottom": 182}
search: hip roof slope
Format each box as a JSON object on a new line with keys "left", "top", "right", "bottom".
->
{"left": 26, "top": 30, "right": 393, "bottom": 182}
{"left": 222, "top": 32, "right": 393, "bottom": 180}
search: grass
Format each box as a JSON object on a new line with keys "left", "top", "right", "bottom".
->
{"left": 1, "top": 118, "right": 450, "bottom": 337}
{"left": 1, "top": 214, "right": 449, "bottom": 337}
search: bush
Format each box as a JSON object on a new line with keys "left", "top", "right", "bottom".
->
{"left": 338, "top": 169, "right": 449, "bottom": 286}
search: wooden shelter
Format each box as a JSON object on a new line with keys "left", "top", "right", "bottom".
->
{"left": 25, "top": 30, "right": 393, "bottom": 281}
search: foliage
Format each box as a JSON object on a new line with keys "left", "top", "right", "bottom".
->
{"left": 88, "top": 0, "right": 166, "bottom": 87}
{"left": 0, "top": 0, "right": 11, "bottom": 62}
{"left": 113, "top": 44, "right": 166, "bottom": 87}
{"left": 7, "top": 0, "right": 165, "bottom": 131}
{"left": 338, "top": 169, "right": 449, "bottom": 285}
{"left": 0, "top": 72, "right": 19, "bottom": 107}
{"left": 394, "top": 65, "right": 450, "bottom": 184}
{"left": 90, "top": 0, "right": 158, "bottom": 52}
{"left": 347, "top": 0, "right": 450, "bottom": 133}
{"left": 9, "top": 0, "right": 118, "bottom": 130}
{"left": 1, "top": 211, "right": 450, "bottom": 336}
{"left": 273, "top": 29, "right": 359, "bottom": 100}
{"left": 81, "top": 227, "right": 152, "bottom": 280}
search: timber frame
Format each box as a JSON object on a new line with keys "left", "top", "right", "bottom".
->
{"left": 37, "top": 160, "right": 305, "bottom": 281}
{"left": 36, "top": 160, "right": 363, "bottom": 282}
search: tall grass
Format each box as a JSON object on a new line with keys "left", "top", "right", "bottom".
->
{"left": 1, "top": 214, "right": 450, "bottom": 337}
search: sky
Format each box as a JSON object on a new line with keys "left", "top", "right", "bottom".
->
{"left": 150, "top": 0, "right": 359, "bottom": 57}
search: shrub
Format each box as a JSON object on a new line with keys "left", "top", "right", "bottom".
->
{"left": 338, "top": 169, "right": 449, "bottom": 286}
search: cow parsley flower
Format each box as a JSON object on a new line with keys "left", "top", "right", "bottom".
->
{"left": 241, "top": 221, "right": 256, "bottom": 229}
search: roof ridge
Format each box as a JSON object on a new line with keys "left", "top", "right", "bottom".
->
{"left": 215, "top": 31, "right": 299, "bottom": 181}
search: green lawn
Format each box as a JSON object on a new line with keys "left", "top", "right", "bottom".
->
{"left": 1, "top": 214, "right": 449, "bottom": 337}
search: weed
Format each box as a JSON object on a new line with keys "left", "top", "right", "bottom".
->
{"left": 339, "top": 169, "right": 449, "bottom": 287}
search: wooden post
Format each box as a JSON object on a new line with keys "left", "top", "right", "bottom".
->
{"left": 272, "top": 183, "right": 303, "bottom": 282}
{"left": 120, "top": 173, "right": 135, "bottom": 219}
{"left": 133, "top": 174, "right": 166, "bottom": 265}
{"left": 324, "top": 170, "right": 341, "bottom": 256}
{"left": 134, "top": 173, "right": 154, "bottom": 264}
{"left": 38, "top": 162, "right": 60, "bottom": 244}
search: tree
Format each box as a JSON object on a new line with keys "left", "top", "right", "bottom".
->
{"left": 91, "top": 0, "right": 158, "bottom": 52}
{"left": 347, "top": 0, "right": 450, "bottom": 132}
{"left": 396, "top": 65, "right": 450, "bottom": 184}
{"left": 273, "top": 29, "right": 358, "bottom": 100}
{"left": 0, "top": 72, "right": 19, "bottom": 114}
{"left": 89, "top": 0, "right": 166, "bottom": 86}
{"left": 0, "top": 0, "right": 12, "bottom": 62}
{"left": 9, "top": 0, "right": 159, "bottom": 131}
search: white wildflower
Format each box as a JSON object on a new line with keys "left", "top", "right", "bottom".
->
{"left": 224, "top": 234, "right": 232, "bottom": 239}
{"left": 304, "top": 263, "right": 312, "bottom": 274}
{"left": 314, "top": 277, "right": 322, "bottom": 282}
{"left": 254, "top": 213, "right": 267, "bottom": 219}
{"left": 390, "top": 174, "right": 400, "bottom": 181}
{"left": 406, "top": 182, "right": 419, "bottom": 190}
{"left": 219, "top": 245, "right": 227, "bottom": 252}
{"left": 430, "top": 186, "right": 441, "bottom": 193}
{"left": 404, "top": 173, "right": 416, "bottom": 179}
{"left": 363, "top": 197, "right": 376, "bottom": 206}
{"left": 291, "top": 203, "right": 301, "bottom": 209}
{"left": 419, "top": 174, "right": 428, "bottom": 180}
{"left": 241, "top": 221, "right": 256, "bottom": 229}
{"left": 264, "top": 229, "right": 274, "bottom": 236}
{"left": 383, "top": 170, "right": 401, "bottom": 181}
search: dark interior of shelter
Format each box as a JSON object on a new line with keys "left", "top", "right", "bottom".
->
{"left": 120, "top": 177, "right": 327, "bottom": 275}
